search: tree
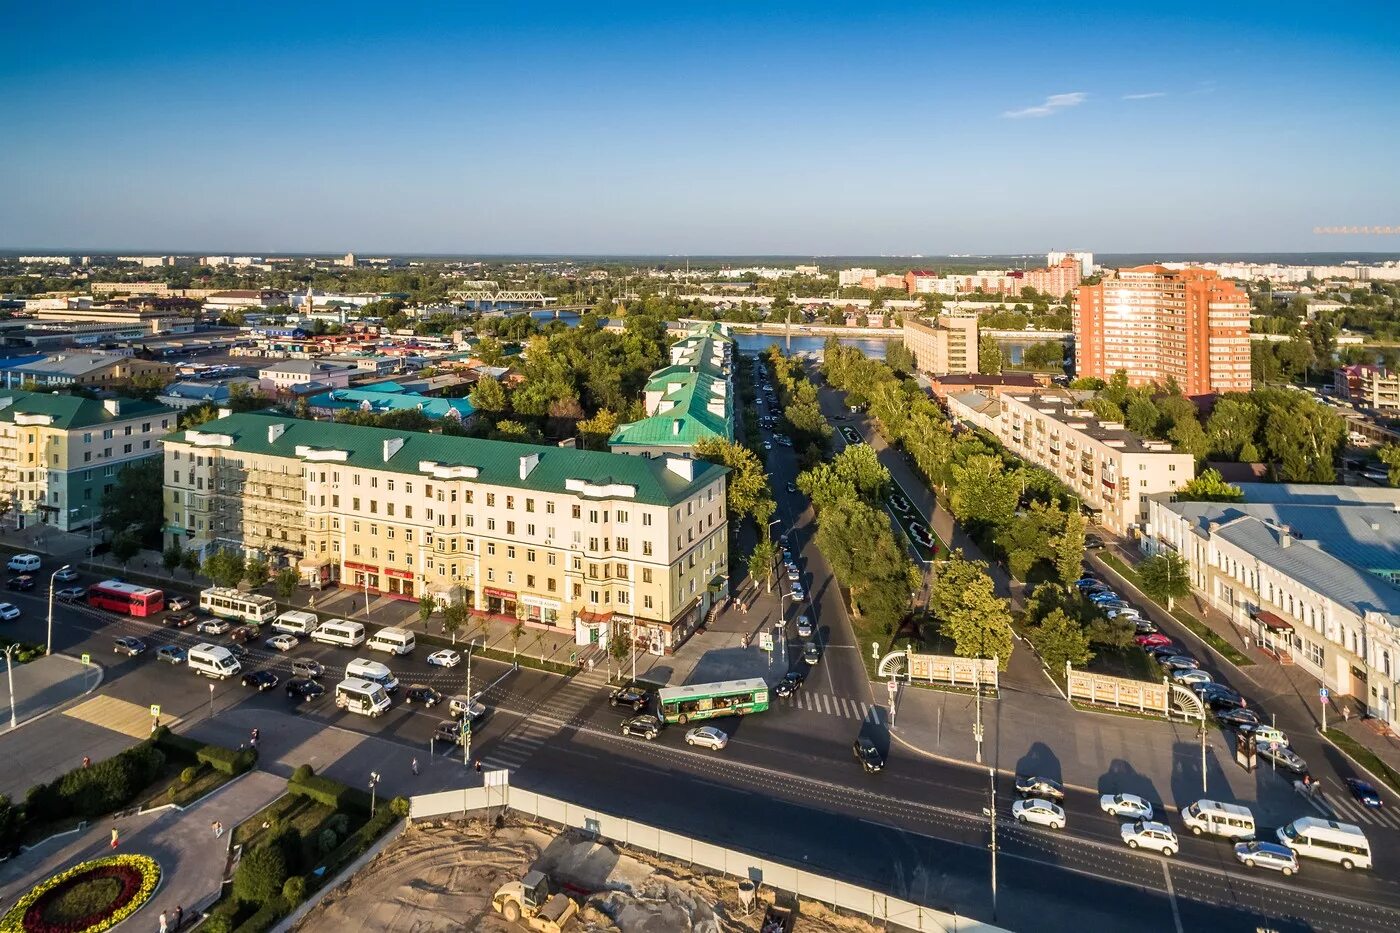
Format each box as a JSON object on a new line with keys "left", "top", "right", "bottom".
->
{"left": 747, "top": 538, "right": 777, "bottom": 593}
{"left": 576, "top": 409, "right": 619, "bottom": 450}
{"left": 1138, "top": 551, "right": 1191, "bottom": 610}
{"left": 110, "top": 530, "right": 141, "bottom": 569}
{"left": 1031, "top": 609, "right": 1094, "bottom": 671}
{"left": 1177, "top": 468, "right": 1244, "bottom": 502}
{"left": 509, "top": 620, "right": 525, "bottom": 660}
{"left": 1054, "top": 509, "right": 1086, "bottom": 590}
{"left": 100, "top": 459, "right": 164, "bottom": 549}
{"left": 1169, "top": 417, "right": 1210, "bottom": 461}
{"left": 885, "top": 342, "right": 916, "bottom": 375}
{"left": 202, "top": 548, "right": 246, "bottom": 589}
{"left": 162, "top": 543, "right": 183, "bottom": 576}
{"left": 607, "top": 623, "right": 631, "bottom": 683}
{"left": 977, "top": 335, "right": 1003, "bottom": 374}
{"left": 244, "top": 557, "right": 270, "bottom": 588}
{"left": 930, "top": 553, "right": 1014, "bottom": 668}
{"left": 274, "top": 567, "right": 299, "bottom": 602}
{"left": 417, "top": 594, "right": 436, "bottom": 628}
{"left": 1125, "top": 395, "right": 1162, "bottom": 436}
{"left": 993, "top": 502, "right": 1059, "bottom": 580}
{"left": 181, "top": 550, "right": 202, "bottom": 578}
{"left": 468, "top": 375, "right": 507, "bottom": 414}
{"left": 694, "top": 438, "right": 775, "bottom": 528}
{"left": 948, "top": 454, "right": 1019, "bottom": 531}
{"left": 1379, "top": 445, "right": 1400, "bottom": 487}
{"left": 442, "top": 601, "right": 468, "bottom": 643}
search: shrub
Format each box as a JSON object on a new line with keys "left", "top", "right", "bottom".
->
{"left": 233, "top": 898, "right": 287, "bottom": 933}
{"left": 291, "top": 764, "right": 315, "bottom": 783}
{"left": 272, "top": 826, "right": 303, "bottom": 874}
{"left": 27, "top": 743, "right": 166, "bottom": 823}
{"left": 202, "top": 911, "right": 235, "bottom": 933}
{"left": 282, "top": 875, "right": 306, "bottom": 904}
{"left": 389, "top": 796, "right": 410, "bottom": 817}
{"left": 287, "top": 774, "right": 370, "bottom": 813}
{"left": 0, "top": 793, "right": 21, "bottom": 856}
{"left": 233, "top": 844, "right": 288, "bottom": 906}
{"left": 326, "top": 813, "right": 350, "bottom": 836}
{"left": 317, "top": 828, "right": 338, "bottom": 855}
{"left": 181, "top": 766, "right": 200, "bottom": 785}
{"left": 198, "top": 745, "right": 255, "bottom": 776}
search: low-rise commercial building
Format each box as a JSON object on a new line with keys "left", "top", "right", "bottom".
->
{"left": 163, "top": 413, "right": 729, "bottom": 653}
{"left": 901, "top": 315, "right": 979, "bottom": 375}
{"left": 258, "top": 359, "right": 357, "bottom": 394}
{"left": 0, "top": 353, "right": 176, "bottom": 390}
{"left": 0, "top": 390, "right": 174, "bottom": 531}
{"left": 305, "top": 384, "right": 476, "bottom": 422}
{"left": 1145, "top": 484, "right": 1400, "bottom": 728}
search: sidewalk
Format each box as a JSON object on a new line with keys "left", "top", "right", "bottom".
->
{"left": 1093, "top": 538, "right": 1400, "bottom": 782}
{"left": 0, "top": 770, "right": 286, "bottom": 921}
{"left": 1, "top": 652, "right": 102, "bottom": 728}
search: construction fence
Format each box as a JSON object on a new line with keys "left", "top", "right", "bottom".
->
{"left": 409, "top": 785, "right": 1006, "bottom": 933}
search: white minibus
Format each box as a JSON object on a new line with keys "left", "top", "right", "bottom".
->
{"left": 309, "top": 619, "right": 366, "bottom": 648}
{"left": 1277, "top": 817, "right": 1371, "bottom": 870}
{"left": 334, "top": 678, "right": 391, "bottom": 717}
{"left": 1182, "top": 800, "right": 1255, "bottom": 840}
{"left": 346, "top": 657, "right": 399, "bottom": 693}
{"left": 272, "top": 610, "right": 319, "bottom": 636}
{"left": 187, "top": 643, "right": 241, "bottom": 680}
{"left": 366, "top": 626, "right": 416, "bottom": 656}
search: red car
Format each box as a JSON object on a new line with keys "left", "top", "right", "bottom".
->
{"left": 1135, "top": 633, "right": 1173, "bottom": 648}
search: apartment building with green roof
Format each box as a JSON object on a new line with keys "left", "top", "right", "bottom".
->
{"left": 609, "top": 322, "right": 735, "bottom": 457}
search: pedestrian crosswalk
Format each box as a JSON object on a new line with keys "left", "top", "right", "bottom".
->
{"left": 1325, "top": 790, "right": 1400, "bottom": 830}
{"left": 776, "top": 690, "right": 882, "bottom": 724}
{"left": 476, "top": 718, "right": 555, "bottom": 771}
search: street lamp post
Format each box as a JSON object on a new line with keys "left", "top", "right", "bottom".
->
{"left": 46, "top": 564, "right": 72, "bottom": 656}
{"left": 464, "top": 639, "right": 476, "bottom": 768}
{"left": 369, "top": 771, "right": 381, "bottom": 817}
{"left": 209, "top": 683, "right": 215, "bottom": 718}
{"left": 987, "top": 767, "right": 999, "bottom": 922}
{"left": 4, "top": 644, "right": 18, "bottom": 729}
{"left": 973, "top": 662, "right": 985, "bottom": 764}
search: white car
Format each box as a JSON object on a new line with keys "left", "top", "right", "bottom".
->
{"left": 1011, "top": 798, "right": 1066, "bottom": 830}
{"left": 790, "top": 584, "right": 806, "bottom": 600}
{"left": 427, "top": 649, "right": 461, "bottom": 668}
{"left": 1172, "top": 668, "right": 1213, "bottom": 686}
{"left": 685, "top": 726, "right": 729, "bottom": 750}
{"left": 1100, "top": 793, "right": 1153, "bottom": 820}
{"left": 0, "top": 603, "right": 19, "bottom": 621}
{"left": 196, "top": 618, "right": 231, "bottom": 636}
{"left": 264, "top": 633, "right": 299, "bottom": 651}
{"left": 1121, "top": 820, "right": 1178, "bottom": 856}
{"left": 1106, "top": 608, "right": 1141, "bottom": 621}
{"left": 786, "top": 569, "right": 801, "bottom": 583}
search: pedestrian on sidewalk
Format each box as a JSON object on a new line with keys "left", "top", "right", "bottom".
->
{"left": 474, "top": 759, "right": 482, "bottom": 773}
{"left": 213, "top": 820, "right": 223, "bottom": 838}
{"left": 110, "top": 825, "right": 119, "bottom": 849}
{"left": 159, "top": 909, "right": 168, "bottom": 933}
{"left": 82, "top": 755, "right": 90, "bottom": 768}
{"left": 174, "top": 906, "right": 183, "bottom": 930}
{"left": 411, "top": 757, "right": 419, "bottom": 775}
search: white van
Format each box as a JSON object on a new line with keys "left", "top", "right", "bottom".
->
{"left": 1251, "top": 727, "right": 1289, "bottom": 747}
{"left": 346, "top": 657, "right": 399, "bottom": 693}
{"left": 334, "top": 677, "right": 391, "bottom": 717}
{"left": 187, "top": 643, "right": 241, "bottom": 680}
{"left": 272, "top": 610, "right": 319, "bottom": 636}
{"left": 1277, "top": 817, "right": 1371, "bottom": 870}
{"left": 366, "top": 626, "right": 415, "bottom": 656}
{"left": 1182, "top": 800, "right": 1255, "bottom": 841}
{"left": 6, "top": 554, "right": 40, "bottom": 573}
{"left": 309, "top": 619, "right": 365, "bottom": 648}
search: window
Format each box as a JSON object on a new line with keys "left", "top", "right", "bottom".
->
{"left": 643, "top": 542, "right": 653, "bottom": 556}
{"left": 353, "top": 497, "right": 361, "bottom": 511}
{"left": 526, "top": 498, "right": 535, "bottom": 513}
{"left": 486, "top": 493, "right": 495, "bottom": 507}
{"left": 642, "top": 513, "right": 652, "bottom": 527}
{"left": 642, "top": 568, "right": 652, "bottom": 583}
{"left": 546, "top": 501, "right": 555, "bottom": 514}
{"left": 507, "top": 546, "right": 516, "bottom": 559}
{"left": 487, "top": 543, "right": 496, "bottom": 556}
{"left": 506, "top": 495, "right": 514, "bottom": 509}
{"left": 617, "top": 510, "right": 628, "bottom": 523}
{"left": 572, "top": 505, "right": 581, "bottom": 519}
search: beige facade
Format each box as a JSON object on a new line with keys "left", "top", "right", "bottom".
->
{"left": 994, "top": 393, "right": 1194, "bottom": 534}
{"left": 901, "top": 315, "right": 979, "bottom": 375}
{"left": 163, "top": 413, "right": 729, "bottom": 653}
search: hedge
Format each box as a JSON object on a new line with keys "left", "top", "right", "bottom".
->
{"left": 234, "top": 844, "right": 288, "bottom": 906}
{"left": 287, "top": 773, "right": 372, "bottom": 814}
{"left": 233, "top": 901, "right": 287, "bottom": 933}
{"left": 308, "top": 800, "right": 406, "bottom": 892}
{"left": 153, "top": 727, "right": 255, "bottom": 775}
{"left": 24, "top": 743, "right": 166, "bottom": 824}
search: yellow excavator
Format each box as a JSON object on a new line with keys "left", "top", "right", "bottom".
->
{"left": 491, "top": 870, "right": 579, "bottom": 931}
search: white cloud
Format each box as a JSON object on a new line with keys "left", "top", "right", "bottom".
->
{"left": 1122, "top": 91, "right": 1167, "bottom": 100}
{"left": 1002, "top": 92, "right": 1087, "bottom": 119}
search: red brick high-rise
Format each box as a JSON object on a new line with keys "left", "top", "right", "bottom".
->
{"left": 1074, "top": 266, "right": 1251, "bottom": 396}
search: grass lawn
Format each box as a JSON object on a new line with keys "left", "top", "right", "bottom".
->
{"left": 1323, "top": 729, "right": 1400, "bottom": 796}
{"left": 234, "top": 794, "right": 368, "bottom": 866}
{"left": 139, "top": 762, "right": 237, "bottom": 810}
{"left": 1100, "top": 554, "right": 1254, "bottom": 667}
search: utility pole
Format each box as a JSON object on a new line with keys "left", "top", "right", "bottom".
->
{"left": 986, "top": 767, "right": 999, "bottom": 922}
{"left": 1198, "top": 716, "right": 1208, "bottom": 794}
{"left": 464, "top": 639, "right": 475, "bottom": 767}
{"left": 973, "top": 662, "right": 985, "bottom": 764}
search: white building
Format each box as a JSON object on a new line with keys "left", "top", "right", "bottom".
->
{"left": 1046, "top": 251, "right": 1095, "bottom": 278}
{"left": 839, "top": 268, "right": 878, "bottom": 287}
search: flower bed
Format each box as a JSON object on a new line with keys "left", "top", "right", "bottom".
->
{"left": 0, "top": 854, "right": 160, "bottom": 933}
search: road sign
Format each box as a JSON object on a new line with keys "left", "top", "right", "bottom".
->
{"left": 759, "top": 632, "right": 774, "bottom": 651}
{"left": 81, "top": 653, "right": 90, "bottom": 666}
{"left": 1319, "top": 687, "right": 1329, "bottom": 699}
{"left": 1320, "top": 694, "right": 1330, "bottom": 705}
{"left": 149, "top": 704, "right": 160, "bottom": 718}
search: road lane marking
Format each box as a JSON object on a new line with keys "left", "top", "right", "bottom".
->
{"left": 1162, "top": 862, "right": 1185, "bottom": 933}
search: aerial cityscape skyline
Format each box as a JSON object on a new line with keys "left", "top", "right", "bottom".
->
{"left": 4, "top": 2, "right": 1398, "bottom": 254}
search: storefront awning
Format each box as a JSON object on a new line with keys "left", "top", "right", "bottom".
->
{"left": 1253, "top": 610, "right": 1293, "bottom": 631}
{"left": 577, "top": 610, "right": 614, "bottom": 625}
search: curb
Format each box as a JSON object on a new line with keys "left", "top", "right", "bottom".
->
{"left": 2, "top": 653, "right": 106, "bottom": 734}
{"left": 1316, "top": 727, "right": 1400, "bottom": 801}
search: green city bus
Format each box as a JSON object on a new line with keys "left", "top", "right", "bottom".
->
{"left": 656, "top": 678, "right": 770, "bottom": 724}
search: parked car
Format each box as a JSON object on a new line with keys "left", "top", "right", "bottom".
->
{"left": 1012, "top": 798, "right": 1066, "bottom": 830}
{"left": 786, "top": 569, "right": 801, "bottom": 583}
{"left": 404, "top": 684, "right": 444, "bottom": 707}
{"left": 0, "top": 603, "right": 19, "bottom": 621}
{"left": 156, "top": 645, "right": 186, "bottom": 665}
{"left": 620, "top": 715, "right": 663, "bottom": 740}
{"left": 1172, "top": 669, "right": 1214, "bottom": 686}
{"left": 56, "top": 586, "right": 86, "bottom": 601}
{"left": 852, "top": 737, "right": 885, "bottom": 773}
{"left": 685, "top": 726, "right": 729, "bottom": 750}
{"left": 1214, "top": 707, "right": 1261, "bottom": 728}
{"left": 264, "top": 633, "right": 300, "bottom": 652}
{"left": 196, "top": 617, "right": 231, "bottom": 636}
{"left": 1133, "top": 620, "right": 1160, "bottom": 635}
{"left": 1121, "top": 820, "right": 1178, "bottom": 856}
{"left": 1084, "top": 535, "right": 1105, "bottom": 549}
{"left": 1106, "top": 608, "right": 1141, "bottom": 621}
{"left": 1014, "top": 775, "right": 1065, "bottom": 801}
{"left": 1345, "top": 778, "right": 1384, "bottom": 808}
{"left": 286, "top": 678, "right": 326, "bottom": 702}
{"left": 225, "top": 643, "right": 249, "bottom": 661}
{"left": 790, "top": 583, "right": 806, "bottom": 599}
{"left": 795, "top": 615, "right": 813, "bottom": 638}
{"left": 53, "top": 567, "right": 80, "bottom": 583}
{"left": 1158, "top": 655, "right": 1200, "bottom": 671}
{"left": 1074, "top": 577, "right": 1099, "bottom": 590}
{"left": 165, "top": 596, "right": 191, "bottom": 611}
{"left": 241, "top": 670, "right": 279, "bottom": 691}
{"left": 166, "top": 612, "right": 198, "bottom": 629}
{"left": 609, "top": 685, "right": 653, "bottom": 712}
{"left": 291, "top": 658, "right": 325, "bottom": 679}
{"left": 113, "top": 636, "right": 147, "bottom": 656}
{"left": 1101, "top": 793, "right": 1154, "bottom": 820}
{"left": 1135, "top": 633, "right": 1173, "bottom": 648}
{"left": 1234, "top": 841, "right": 1298, "bottom": 876}
{"left": 786, "top": 482, "right": 797, "bottom": 494}
{"left": 426, "top": 649, "right": 460, "bottom": 668}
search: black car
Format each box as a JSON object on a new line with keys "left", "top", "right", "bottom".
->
{"left": 1084, "top": 535, "right": 1105, "bottom": 550}
{"left": 433, "top": 719, "right": 467, "bottom": 746}
{"left": 1215, "top": 706, "right": 1261, "bottom": 728}
{"left": 853, "top": 737, "right": 885, "bottom": 773}
{"left": 404, "top": 685, "right": 443, "bottom": 707}
{"left": 286, "top": 678, "right": 325, "bottom": 702}
{"left": 241, "top": 670, "right": 279, "bottom": 691}
{"left": 1195, "top": 683, "right": 1242, "bottom": 706}
{"left": 225, "top": 643, "right": 249, "bottom": 661}
{"left": 773, "top": 670, "right": 806, "bottom": 698}
{"left": 1014, "top": 775, "right": 1065, "bottom": 801}
{"left": 620, "top": 715, "right": 663, "bottom": 740}
{"left": 166, "top": 612, "right": 198, "bottom": 629}
{"left": 6, "top": 576, "right": 34, "bottom": 592}
{"left": 1145, "top": 644, "right": 1181, "bottom": 661}
{"left": 609, "top": 685, "right": 653, "bottom": 712}
{"left": 1134, "top": 620, "right": 1159, "bottom": 635}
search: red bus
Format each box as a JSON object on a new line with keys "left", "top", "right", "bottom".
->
{"left": 87, "top": 580, "right": 165, "bottom": 617}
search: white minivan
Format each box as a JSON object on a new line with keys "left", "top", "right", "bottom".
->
{"left": 6, "top": 554, "right": 40, "bottom": 573}
{"left": 1277, "top": 817, "right": 1372, "bottom": 870}
{"left": 310, "top": 619, "right": 365, "bottom": 648}
{"left": 334, "top": 677, "right": 391, "bottom": 717}
{"left": 187, "top": 643, "right": 241, "bottom": 680}
{"left": 366, "top": 626, "right": 415, "bottom": 656}
{"left": 1182, "top": 800, "right": 1255, "bottom": 841}
{"left": 272, "top": 610, "right": 319, "bottom": 636}
{"left": 346, "top": 657, "right": 399, "bottom": 694}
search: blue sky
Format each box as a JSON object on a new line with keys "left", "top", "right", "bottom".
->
{"left": 2, "top": 1, "right": 1397, "bottom": 255}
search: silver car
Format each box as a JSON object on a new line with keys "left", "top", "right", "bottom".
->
{"left": 684, "top": 726, "right": 728, "bottom": 750}
{"left": 1234, "top": 841, "right": 1298, "bottom": 876}
{"left": 795, "top": 615, "right": 813, "bottom": 638}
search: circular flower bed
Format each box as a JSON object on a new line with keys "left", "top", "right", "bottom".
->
{"left": 0, "top": 854, "right": 160, "bottom": 933}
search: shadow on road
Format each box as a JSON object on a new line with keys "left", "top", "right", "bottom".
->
{"left": 1014, "top": 741, "right": 1061, "bottom": 783}
{"left": 1097, "top": 758, "right": 1162, "bottom": 810}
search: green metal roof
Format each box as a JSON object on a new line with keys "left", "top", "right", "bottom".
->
{"left": 610, "top": 323, "right": 735, "bottom": 450}
{"left": 171, "top": 412, "right": 725, "bottom": 506}
{"left": 0, "top": 389, "right": 174, "bottom": 430}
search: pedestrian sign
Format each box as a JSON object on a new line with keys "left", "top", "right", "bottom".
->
{"left": 759, "top": 632, "right": 774, "bottom": 651}
{"left": 1319, "top": 687, "right": 1329, "bottom": 698}
{"left": 81, "top": 653, "right": 90, "bottom": 666}
{"left": 149, "top": 704, "right": 160, "bottom": 718}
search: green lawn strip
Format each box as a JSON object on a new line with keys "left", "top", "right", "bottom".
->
{"left": 1099, "top": 554, "right": 1254, "bottom": 667}
{"left": 1322, "top": 729, "right": 1400, "bottom": 797}
{"left": 139, "top": 762, "right": 236, "bottom": 810}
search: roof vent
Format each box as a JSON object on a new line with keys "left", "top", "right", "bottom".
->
{"left": 383, "top": 437, "right": 404, "bottom": 462}
{"left": 268, "top": 423, "right": 287, "bottom": 443}
{"left": 664, "top": 456, "right": 696, "bottom": 480}
{"left": 102, "top": 399, "right": 121, "bottom": 416}
{"left": 672, "top": 419, "right": 684, "bottom": 436}
{"left": 519, "top": 452, "right": 540, "bottom": 479}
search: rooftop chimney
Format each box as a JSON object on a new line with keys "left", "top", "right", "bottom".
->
{"left": 102, "top": 399, "right": 121, "bottom": 416}
{"left": 519, "top": 452, "right": 540, "bottom": 479}
{"left": 382, "top": 437, "right": 404, "bottom": 462}
{"left": 268, "top": 423, "right": 287, "bottom": 443}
